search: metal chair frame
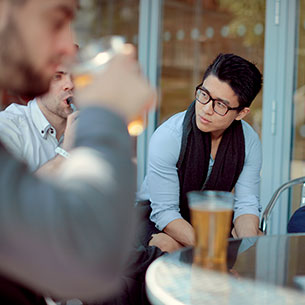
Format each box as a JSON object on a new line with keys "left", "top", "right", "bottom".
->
{"left": 260, "top": 176, "right": 305, "bottom": 234}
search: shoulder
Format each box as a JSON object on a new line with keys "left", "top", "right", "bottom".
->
{"left": 0, "top": 102, "right": 30, "bottom": 119}
{"left": 0, "top": 103, "right": 29, "bottom": 128}
{"left": 241, "top": 120, "right": 261, "bottom": 144}
{"left": 1, "top": 103, "right": 28, "bottom": 115}
{"left": 153, "top": 111, "right": 185, "bottom": 140}
{"left": 148, "top": 111, "right": 186, "bottom": 162}
{"left": 241, "top": 120, "right": 262, "bottom": 159}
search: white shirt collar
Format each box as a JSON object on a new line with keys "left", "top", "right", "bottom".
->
{"left": 29, "top": 99, "right": 53, "bottom": 139}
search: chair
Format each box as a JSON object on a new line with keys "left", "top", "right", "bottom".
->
{"left": 260, "top": 176, "right": 305, "bottom": 234}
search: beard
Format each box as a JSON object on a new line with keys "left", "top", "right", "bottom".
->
{"left": 13, "top": 63, "right": 50, "bottom": 97}
{"left": 0, "top": 18, "right": 51, "bottom": 97}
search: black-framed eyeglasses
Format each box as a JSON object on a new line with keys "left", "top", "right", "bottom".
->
{"left": 195, "top": 84, "right": 244, "bottom": 116}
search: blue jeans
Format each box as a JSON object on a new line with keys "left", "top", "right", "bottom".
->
{"left": 287, "top": 206, "right": 305, "bottom": 233}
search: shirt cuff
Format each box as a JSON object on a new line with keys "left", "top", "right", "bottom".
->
{"left": 233, "top": 206, "right": 260, "bottom": 221}
{"left": 151, "top": 209, "right": 183, "bottom": 231}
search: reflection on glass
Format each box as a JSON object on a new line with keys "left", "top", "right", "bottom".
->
{"left": 74, "top": 0, "right": 139, "bottom": 46}
{"left": 291, "top": 0, "right": 305, "bottom": 213}
{"left": 159, "top": 0, "right": 265, "bottom": 137}
{"left": 73, "top": 1, "right": 140, "bottom": 148}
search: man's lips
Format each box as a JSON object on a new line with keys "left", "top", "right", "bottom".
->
{"left": 63, "top": 96, "right": 73, "bottom": 107}
{"left": 66, "top": 97, "right": 74, "bottom": 105}
{"left": 199, "top": 115, "right": 211, "bottom": 124}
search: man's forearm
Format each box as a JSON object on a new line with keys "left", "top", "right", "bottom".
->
{"left": 35, "top": 155, "right": 64, "bottom": 178}
{"left": 0, "top": 108, "right": 136, "bottom": 301}
{"left": 163, "top": 218, "right": 195, "bottom": 247}
{"left": 233, "top": 214, "right": 260, "bottom": 238}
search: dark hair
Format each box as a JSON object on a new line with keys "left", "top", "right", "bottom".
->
{"left": 202, "top": 53, "right": 262, "bottom": 108}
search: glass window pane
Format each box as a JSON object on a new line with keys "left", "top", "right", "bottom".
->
{"left": 74, "top": 0, "right": 139, "bottom": 46}
{"left": 158, "top": 0, "right": 265, "bottom": 136}
{"left": 290, "top": 0, "right": 305, "bottom": 212}
{"left": 73, "top": 0, "right": 140, "bottom": 157}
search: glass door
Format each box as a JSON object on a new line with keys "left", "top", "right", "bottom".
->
{"left": 74, "top": 0, "right": 140, "bottom": 46}
{"left": 290, "top": 0, "right": 305, "bottom": 213}
{"left": 74, "top": 0, "right": 140, "bottom": 160}
{"left": 157, "top": 0, "right": 266, "bottom": 135}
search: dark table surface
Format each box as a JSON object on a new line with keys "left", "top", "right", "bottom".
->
{"left": 146, "top": 234, "right": 305, "bottom": 305}
{"left": 226, "top": 233, "right": 305, "bottom": 289}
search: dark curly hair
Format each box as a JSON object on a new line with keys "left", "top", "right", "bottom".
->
{"left": 202, "top": 53, "right": 263, "bottom": 108}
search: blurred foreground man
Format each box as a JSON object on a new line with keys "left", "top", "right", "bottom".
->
{"left": 0, "top": 0, "right": 155, "bottom": 304}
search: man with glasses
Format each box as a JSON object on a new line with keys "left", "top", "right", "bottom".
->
{"left": 195, "top": 84, "right": 245, "bottom": 116}
{"left": 137, "top": 53, "right": 263, "bottom": 253}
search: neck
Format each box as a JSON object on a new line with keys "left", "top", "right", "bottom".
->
{"left": 36, "top": 98, "right": 66, "bottom": 140}
{"left": 210, "top": 131, "right": 224, "bottom": 160}
{"left": 211, "top": 129, "right": 224, "bottom": 141}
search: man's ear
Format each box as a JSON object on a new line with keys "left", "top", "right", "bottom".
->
{"left": 235, "top": 107, "right": 250, "bottom": 121}
{"left": 0, "top": 0, "right": 10, "bottom": 32}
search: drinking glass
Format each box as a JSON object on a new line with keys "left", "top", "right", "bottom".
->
{"left": 72, "top": 36, "right": 146, "bottom": 136}
{"left": 187, "top": 190, "right": 234, "bottom": 272}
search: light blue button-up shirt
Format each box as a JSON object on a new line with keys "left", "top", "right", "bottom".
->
{"left": 137, "top": 111, "right": 262, "bottom": 231}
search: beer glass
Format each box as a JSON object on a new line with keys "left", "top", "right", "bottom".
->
{"left": 187, "top": 191, "right": 234, "bottom": 272}
{"left": 72, "top": 36, "right": 146, "bottom": 136}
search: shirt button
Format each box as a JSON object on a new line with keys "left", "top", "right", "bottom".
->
{"left": 50, "top": 129, "right": 54, "bottom": 134}
{"left": 41, "top": 130, "right": 44, "bottom": 134}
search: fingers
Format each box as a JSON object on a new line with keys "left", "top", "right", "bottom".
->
{"left": 66, "top": 111, "right": 79, "bottom": 130}
{"left": 67, "top": 110, "right": 79, "bottom": 122}
{"left": 112, "top": 48, "right": 141, "bottom": 75}
{"left": 121, "top": 44, "right": 136, "bottom": 58}
{"left": 231, "top": 228, "right": 238, "bottom": 239}
{"left": 74, "top": 42, "right": 156, "bottom": 122}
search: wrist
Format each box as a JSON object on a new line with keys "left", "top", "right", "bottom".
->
{"left": 55, "top": 146, "right": 71, "bottom": 159}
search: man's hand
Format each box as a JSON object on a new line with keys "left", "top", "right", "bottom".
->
{"left": 232, "top": 214, "right": 260, "bottom": 238}
{"left": 34, "top": 154, "right": 64, "bottom": 178}
{"left": 62, "top": 111, "right": 79, "bottom": 151}
{"left": 75, "top": 44, "right": 156, "bottom": 123}
{"left": 147, "top": 219, "right": 195, "bottom": 253}
{"left": 163, "top": 218, "right": 195, "bottom": 247}
{"left": 149, "top": 233, "right": 184, "bottom": 253}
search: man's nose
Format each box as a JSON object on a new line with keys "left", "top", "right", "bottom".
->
{"left": 57, "top": 26, "right": 77, "bottom": 59}
{"left": 202, "top": 100, "right": 214, "bottom": 115}
{"left": 63, "top": 76, "right": 74, "bottom": 91}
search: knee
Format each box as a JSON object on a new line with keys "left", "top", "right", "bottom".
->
{"left": 288, "top": 206, "right": 305, "bottom": 233}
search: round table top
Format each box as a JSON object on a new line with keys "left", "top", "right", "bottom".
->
{"left": 146, "top": 233, "right": 305, "bottom": 305}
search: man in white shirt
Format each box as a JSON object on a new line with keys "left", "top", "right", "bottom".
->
{"left": 0, "top": 65, "right": 74, "bottom": 172}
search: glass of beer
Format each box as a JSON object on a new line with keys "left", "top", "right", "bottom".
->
{"left": 72, "top": 36, "right": 146, "bottom": 136}
{"left": 187, "top": 191, "right": 234, "bottom": 272}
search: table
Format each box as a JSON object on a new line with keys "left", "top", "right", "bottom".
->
{"left": 146, "top": 233, "right": 305, "bottom": 305}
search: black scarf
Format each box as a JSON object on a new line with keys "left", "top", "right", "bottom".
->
{"left": 177, "top": 101, "right": 245, "bottom": 222}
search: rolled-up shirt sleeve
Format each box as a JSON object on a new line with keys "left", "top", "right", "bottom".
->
{"left": 147, "top": 124, "right": 183, "bottom": 231}
{"left": 233, "top": 122, "right": 262, "bottom": 221}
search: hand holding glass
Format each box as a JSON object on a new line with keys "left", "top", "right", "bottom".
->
{"left": 72, "top": 36, "right": 146, "bottom": 136}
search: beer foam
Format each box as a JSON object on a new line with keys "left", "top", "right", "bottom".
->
{"left": 190, "top": 202, "right": 232, "bottom": 211}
